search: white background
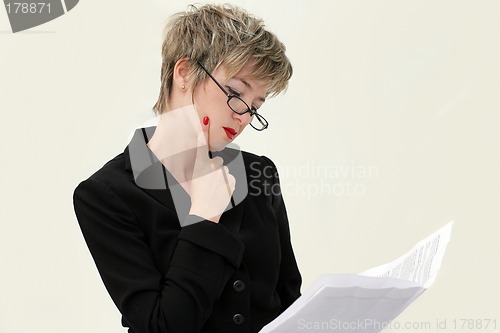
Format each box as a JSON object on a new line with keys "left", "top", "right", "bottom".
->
{"left": 1, "top": 0, "right": 499, "bottom": 332}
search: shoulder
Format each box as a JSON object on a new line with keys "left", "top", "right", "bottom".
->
{"left": 88, "top": 153, "right": 127, "bottom": 182}
{"left": 74, "top": 151, "right": 137, "bottom": 201}
{"left": 88, "top": 153, "right": 128, "bottom": 184}
{"left": 241, "top": 150, "right": 276, "bottom": 169}
{"left": 238, "top": 151, "right": 284, "bottom": 203}
{"left": 240, "top": 151, "right": 279, "bottom": 180}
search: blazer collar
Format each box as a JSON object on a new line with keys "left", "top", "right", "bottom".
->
{"left": 123, "top": 126, "right": 247, "bottom": 231}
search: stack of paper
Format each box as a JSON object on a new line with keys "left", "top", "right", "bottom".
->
{"left": 259, "top": 222, "right": 453, "bottom": 333}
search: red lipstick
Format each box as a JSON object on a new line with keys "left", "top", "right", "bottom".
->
{"left": 223, "top": 127, "right": 237, "bottom": 140}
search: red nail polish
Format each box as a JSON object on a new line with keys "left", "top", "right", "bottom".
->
{"left": 203, "top": 116, "right": 209, "bottom": 125}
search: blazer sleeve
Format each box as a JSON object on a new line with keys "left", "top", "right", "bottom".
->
{"left": 73, "top": 178, "right": 245, "bottom": 333}
{"left": 262, "top": 156, "right": 302, "bottom": 312}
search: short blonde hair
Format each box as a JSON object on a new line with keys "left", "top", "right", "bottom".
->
{"left": 153, "top": 4, "right": 292, "bottom": 114}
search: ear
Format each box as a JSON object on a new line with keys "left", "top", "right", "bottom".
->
{"left": 172, "top": 57, "right": 191, "bottom": 92}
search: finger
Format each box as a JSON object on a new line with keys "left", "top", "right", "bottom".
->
{"left": 194, "top": 116, "right": 211, "bottom": 166}
{"left": 209, "top": 156, "right": 224, "bottom": 172}
{"left": 223, "top": 168, "right": 235, "bottom": 189}
{"left": 194, "top": 141, "right": 209, "bottom": 174}
{"left": 221, "top": 167, "right": 235, "bottom": 199}
{"left": 227, "top": 173, "right": 236, "bottom": 191}
{"left": 201, "top": 116, "right": 210, "bottom": 151}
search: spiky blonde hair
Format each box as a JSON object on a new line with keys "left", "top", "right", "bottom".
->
{"left": 153, "top": 3, "right": 292, "bottom": 114}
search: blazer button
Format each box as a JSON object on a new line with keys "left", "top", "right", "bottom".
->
{"left": 233, "top": 313, "right": 245, "bottom": 325}
{"left": 233, "top": 280, "right": 245, "bottom": 292}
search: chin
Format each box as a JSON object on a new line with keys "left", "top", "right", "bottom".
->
{"left": 209, "top": 140, "right": 229, "bottom": 152}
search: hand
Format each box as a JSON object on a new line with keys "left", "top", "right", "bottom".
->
{"left": 188, "top": 117, "right": 235, "bottom": 223}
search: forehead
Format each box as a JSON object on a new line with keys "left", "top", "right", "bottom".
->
{"left": 219, "top": 62, "right": 270, "bottom": 92}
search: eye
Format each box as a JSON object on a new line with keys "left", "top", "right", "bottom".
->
{"left": 226, "top": 86, "right": 241, "bottom": 97}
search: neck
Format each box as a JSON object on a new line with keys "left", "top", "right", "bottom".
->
{"left": 147, "top": 105, "right": 202, "bottom": 185}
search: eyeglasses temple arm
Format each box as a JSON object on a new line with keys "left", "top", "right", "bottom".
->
{"left": 196, "top": 61, "right": 230, "bottom": 96}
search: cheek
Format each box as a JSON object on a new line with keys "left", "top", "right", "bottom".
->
{"left": 195, "top": 95, "right": 224, "bottom": 120}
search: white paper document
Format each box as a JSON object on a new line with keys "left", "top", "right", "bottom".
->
{"left": 259, "top": 222, "right": 454, "bottom": 333}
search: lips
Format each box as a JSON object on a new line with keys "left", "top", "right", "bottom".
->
{"left": 223, "top": 127, "right": 237, "bottom": 140}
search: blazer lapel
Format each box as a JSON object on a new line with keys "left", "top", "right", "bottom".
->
{"left": 123, "top": 126, "right": 247, "bottom": 233}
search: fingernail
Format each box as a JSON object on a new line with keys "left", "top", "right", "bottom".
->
{"left": 203, "top": 116, "right": 209, "bottom": 125}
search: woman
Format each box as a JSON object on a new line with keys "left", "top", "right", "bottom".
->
{"left": 73, "top": 4, "right": 301, "bottom": 333}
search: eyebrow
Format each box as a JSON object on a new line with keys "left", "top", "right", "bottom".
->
{"left": 233, "top": 77, "right": 266, "bottom": 103}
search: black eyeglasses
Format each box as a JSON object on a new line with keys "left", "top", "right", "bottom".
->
{"left": 197, "top": 61, "right": 269, "bottom": 131}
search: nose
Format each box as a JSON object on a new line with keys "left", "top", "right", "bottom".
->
{"left": 232, "top": 110, "right": 252, "bottom": 126}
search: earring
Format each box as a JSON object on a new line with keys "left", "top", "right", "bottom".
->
{"left": 181, "top": 85, "right": 186, "bottom": 90}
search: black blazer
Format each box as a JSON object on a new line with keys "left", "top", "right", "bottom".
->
{"left": 73, "top": 128, "right": 302, "bottom": 333}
